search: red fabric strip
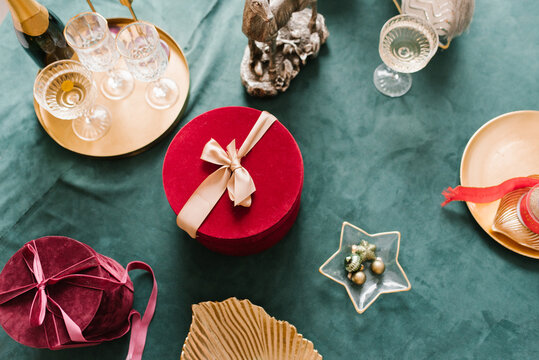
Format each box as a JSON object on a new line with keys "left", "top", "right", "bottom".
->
{"left": 519, "top": 185, "right": 539, "bottom": 234}
{"left": 441, "top": 177, "right": 539, "bottom": 206}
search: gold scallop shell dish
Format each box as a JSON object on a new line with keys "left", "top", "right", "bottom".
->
{"left": 492, "top": 182, "right": 539, "bottom": 251}
{"left": 180, "top": 298, "right": 322, "bottom": 360}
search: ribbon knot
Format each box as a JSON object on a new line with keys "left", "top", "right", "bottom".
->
{"left": 228, "top": 152, "right": 242, "bottom": 172}
{"left": 177, "top": 111, "right": 277, "bottom": 238}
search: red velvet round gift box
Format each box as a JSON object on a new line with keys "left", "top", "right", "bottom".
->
{"left": 0, "top": 236, "right": 134, "bottom": 349}
{"left": 162, "top": 107, "right": 303, "bottom": 255}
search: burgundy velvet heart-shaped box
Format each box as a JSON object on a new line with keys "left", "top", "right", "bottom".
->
{"left": 0, "top": 236, "right": 156, "bottom": 354}
{"left": 162, "top": 107, "right": 304, "bottom": 255}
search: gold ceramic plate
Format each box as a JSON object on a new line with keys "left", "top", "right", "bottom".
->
{"left": 180, "top": 298, "right": 322, "bottom": 360}
{"left": 34, "top": 18, "right": 190, "bottom": 158}
{"left": 460, "top": 110, "right": 539, "bottom": 259}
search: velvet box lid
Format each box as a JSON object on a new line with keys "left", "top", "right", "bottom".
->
{"left": 162, "top": 107, "right": 304, "bottom": 255}
{"left": 0, "top": 236, "right": 157, "bottom": 360}
{"left": 0, "top": 236, "right": 133, "bottom": 349}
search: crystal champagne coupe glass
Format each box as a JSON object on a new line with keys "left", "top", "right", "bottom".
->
{"left": 373, "top": 14, "right": 439, "bottom": 97}
{"left": 116, "top": 22, "right": 179, "bottom": 110}
{"left": 34, "top": 60, "right": 111, "bottom": 141}
{"left": 64, "top": 12, "right": 134, "bottom": 100}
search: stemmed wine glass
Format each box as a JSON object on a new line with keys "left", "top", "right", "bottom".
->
{"left": 373, "top": 14, "right": 439, "bottom": 97}
{"left": 34, "top": 60, "right": 111, "bottom": 141}
{"left": 116, "top": 22, "right": 179, "bottom": 110}
{"left": 64, "top": 12, "right": 134, "bottom": 100}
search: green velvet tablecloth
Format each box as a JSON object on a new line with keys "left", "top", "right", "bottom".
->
{"left": 1, "top": 0, "right": 538, "bottom": 358}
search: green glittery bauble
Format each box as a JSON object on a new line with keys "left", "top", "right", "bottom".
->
{"left": 356, "top": 240, "right": 377, "bottom": 261}
{"left": 344, "top": 254, "right": 362, "bottom": 273}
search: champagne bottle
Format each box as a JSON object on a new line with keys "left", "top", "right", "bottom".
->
{"left": 6, "top": 0, "right": 74, "bottom": 68}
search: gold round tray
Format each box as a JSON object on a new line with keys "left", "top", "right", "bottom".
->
{"left": 460, "top": 110, "right": 539, "bottom": 259}
{"left": 34, "top": 18, "right": 190, "bottom": 158}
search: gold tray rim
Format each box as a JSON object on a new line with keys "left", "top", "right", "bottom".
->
{"left": 460, "top": 110, "right": 539, "bottom": 259}
{"left": 34, "top": 17, "right": 190, "bottom": 159}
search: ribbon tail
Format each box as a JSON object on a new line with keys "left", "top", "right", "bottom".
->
{"left": 45, "top": 296, "right": 87, "bottom": 343}
{"left": 126, "top": 312, "right": 142, "bottom": 360}
{"left": 29, "top": 289, "right": 47, "bottom": 327}
{"left": 238, "top": 196, "right": 252, "bottom": 207}
{"left": 177, "top": 167, "right": 231, "bottom": 238}
{"left": 60, "top": 307, "right": 87, "bottom": 343}
{"left": 125, "top": 262, "right": 158, "bottom": 360}
{"left": 441, "top": 177, "right": 539, "bottom": 206}
{"left": 441, "top": 187, "right": 459, "bottom": 207}
{"left": 228, "top": 168, "right": 256, "bottom": 207}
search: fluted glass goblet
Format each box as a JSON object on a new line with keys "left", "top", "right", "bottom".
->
{"left": 401, "top": 0, "right": 456, "bottom": 41}
{"left": 34, "top": 60, "right": 111, "bottom": 141}
{"left": 373, "top": 14, "right": 439, "bottom": 97}
{"left": 64, "top": 12, "right": 134, "bottom": 100}
{"left": 116, "top": 22, "right": 179, "bottom": 110}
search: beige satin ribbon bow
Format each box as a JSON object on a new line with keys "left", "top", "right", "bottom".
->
{"left": 177, "top": 111, "right": 277, "bottom": 238}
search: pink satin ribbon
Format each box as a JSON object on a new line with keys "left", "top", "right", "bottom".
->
{"left": 0, "top": 241, "right": 157, "bottom": 360}
{"left": 176, "top": 111, "right": 277, "bottom": 238}
{"left": 124, "top": 262, "right": 158, "bottom": 360}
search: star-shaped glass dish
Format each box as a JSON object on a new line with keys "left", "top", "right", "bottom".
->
{"left": 319, "top": 222, "right": 411, "bottom": 313}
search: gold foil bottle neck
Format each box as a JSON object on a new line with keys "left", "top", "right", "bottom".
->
{"left": 7, "top": 0, "right": 49, "bottom": 36}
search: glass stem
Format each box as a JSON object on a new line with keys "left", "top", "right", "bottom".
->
{"left": 151, "top": 79, "right": 168, "bottom": 98}
{"left": 82, "top": 108, "right": 92, "bottom": 124}
{"left": 107, "top": 68, "right": 123, "bottom": 88}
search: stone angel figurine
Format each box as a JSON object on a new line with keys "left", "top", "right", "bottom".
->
{"left": 241, "top": 0, "right": 329, "bottom": 97}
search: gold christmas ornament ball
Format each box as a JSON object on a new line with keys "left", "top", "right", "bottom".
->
{"left": 351, "top": 271, "right": 366, "bottom": 285}
{"left": 371, "top": 258, "right": 385, "bottom": 275}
